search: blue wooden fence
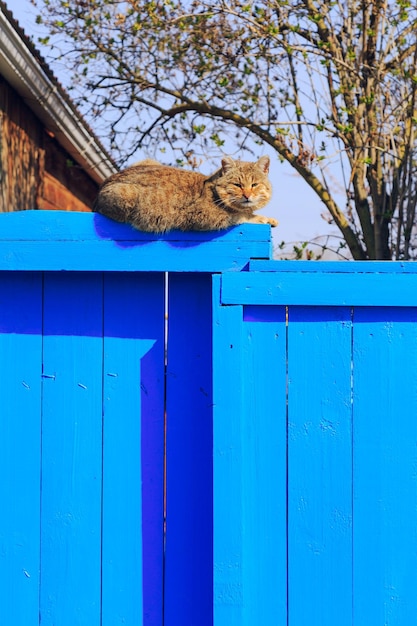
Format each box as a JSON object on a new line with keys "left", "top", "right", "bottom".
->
{"left": 1, "top": 210, "right": 417, "bottom": 625}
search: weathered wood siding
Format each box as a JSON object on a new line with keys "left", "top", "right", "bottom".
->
{"left": 0, "top": 76, "right": 42, "bottom": 212}
{"left": 0, "top": 78, "right": 99, "bottom": 213}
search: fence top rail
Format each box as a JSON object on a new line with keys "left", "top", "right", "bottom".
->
{"left": 249, "top": 260, "right": 417, "bottom": 274}
{"left": 0, "top": 211, "right": 272, "bottom": 272}
{"left": 4, "top": 212, "right": 417, "bottom": 278}
{"left": 221, "top": 271, "right": 417, "bottom": 307}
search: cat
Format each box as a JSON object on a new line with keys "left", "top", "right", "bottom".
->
{"left": 93, "top": 155, "right": 278, "bottom": 233}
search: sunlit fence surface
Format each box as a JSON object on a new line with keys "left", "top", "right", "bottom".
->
{"left": 1, "top": 211, "right": 416, "bottom": 626}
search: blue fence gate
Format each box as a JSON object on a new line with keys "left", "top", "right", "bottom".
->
{"left": 1, "top": 211, "right": 417, "bottom": 626}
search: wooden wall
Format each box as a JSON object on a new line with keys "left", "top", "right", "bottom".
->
{"left": 0, "top": 77, "right": 99, "bottom": 213}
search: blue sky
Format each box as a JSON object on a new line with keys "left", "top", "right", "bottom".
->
{"left": 9, "top": 0, "right": 340, "bottom": 256}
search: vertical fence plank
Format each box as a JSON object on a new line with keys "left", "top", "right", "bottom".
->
{"left": 0, "top": 272, "right": 42, "bottom": 626}
{"left": 212, "top": 288, "right": 288, "bottom": 626}
{"left": 102, "top": 272, "right": 165, "bottom": 626}
{"left": 164, "top": 273, "right": 213, "bottom": 626}
{"left": 212, "top": 280, "right": 244, "bottom": 626}
{"left": 240, "top": 305, "right": 287, "bottom": 625}
{"left": 287, "top": 306, "right": 353, "bottom": 626}
{"left": 40, "top": 272, "right": 103, "bottom": 626}
{"left": 353, "top": 307, "right": 417, "bottom": 625}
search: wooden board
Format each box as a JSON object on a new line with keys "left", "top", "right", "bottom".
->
{"left": 0, "top": 211, "right": 272, "bottom": 272}
{"left": 102, "top": 272, "right": 165, "bottom": 625}
{"left": 212, "top": 277, "right": 287, "bottom": 626}
{"left": 287, "top": 306, "right": 353, "bottom": 625}
{"left": 40, "top": 273, "right": 103, "bottom": 624}
{"left": 353, "top": 307, "right": 417, "bottom": 624}
{"left": 221, "top": 270, "right": 417, "bottom": 306}
{"left": 164, "top": 273, "right": 213, "bottom": 625}
{"left": 0, "top": 272, "right": 42, "bottom": 625}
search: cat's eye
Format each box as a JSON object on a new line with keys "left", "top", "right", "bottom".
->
{"left": 252, "top": 183, "right": 259, "bottom": 188}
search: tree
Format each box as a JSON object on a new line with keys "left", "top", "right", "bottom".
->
{"left": 36, "top": 0, "right": 417, "bottom": 259}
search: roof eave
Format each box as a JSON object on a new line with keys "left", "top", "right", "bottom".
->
{"left": 0, "top": 8, "right": 117, "bottom": 184}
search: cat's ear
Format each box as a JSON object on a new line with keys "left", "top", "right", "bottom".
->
{"left": 221, "top": 156, "right": 236, "bottom": 174}
{"left": 257, "top": 155, "right": 270, "bottom": 174}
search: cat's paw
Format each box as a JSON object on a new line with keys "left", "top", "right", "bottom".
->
{"left": 236, "top": 215, "right": 278, "bottom": 227}
{"left": 253, "top": 215, "right": 279, "bottom": 227}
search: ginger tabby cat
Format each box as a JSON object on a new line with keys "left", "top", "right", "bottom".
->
{"left": 94, "top": 156, "right": 277, "bottom": 232}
